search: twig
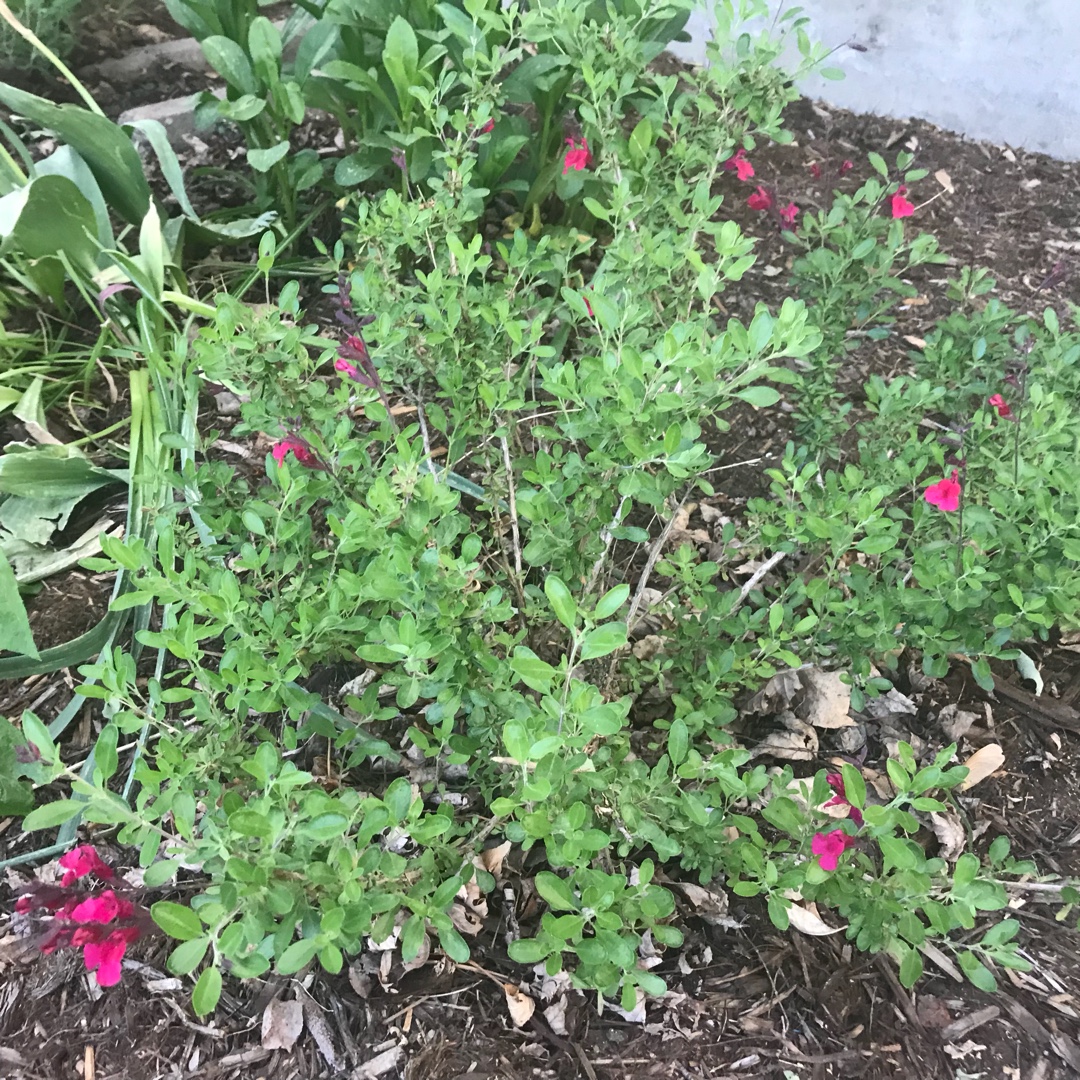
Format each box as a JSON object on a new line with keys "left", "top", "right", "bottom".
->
{"left": 500, "top": 436, "right": 523, "bottom": 581}
{"left": 415, "top": 399, "right": 439, "bottom": 483}
{"left": 585, "top": 494, "right": 629, "bottom": 595}
{"left": 729, "top": 550, "right": 788, "bottom": 616}
{"left": 625, "top": 488, "right": 694, "bottom": 635}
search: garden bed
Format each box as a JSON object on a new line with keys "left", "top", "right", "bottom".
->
{"left": 2, "top": 3, "right": 1080, "bottom": 1079}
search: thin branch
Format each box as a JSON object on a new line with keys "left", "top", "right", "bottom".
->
{"left": 624, "top": 488, "right": 694, "bottom": 636}
{"left": 729, "top": 550, "right": 788, "bottom": 616}
{"left": 585, "top": 494, "right": 629, "bottom": 595}
{"left": 500, "top": 436, "right": 523, "bottom": 581}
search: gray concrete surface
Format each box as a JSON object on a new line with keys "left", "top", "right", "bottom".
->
{"left": 673, "top": 2, "right": 1080, "bottom": 160}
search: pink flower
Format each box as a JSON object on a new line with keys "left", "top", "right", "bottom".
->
{"left": 808, "top": 162, "right": 822, "bottom": 179}
{"left": 58, "top": 846, "right": 114, "bottom": 888}
{"left": 747, "top": 185, "right": 773, "bottom": 212}
{"left": 824, "top": 773, "right": 864, "bottom": 827}
{"left": 70, "top": 891, "right": 133, "bottom": 926}
{"left": 335, "top": 333, "right": 380, "bottom": 390}
{"left": 778, "top": 202, "right": 799, "bottom": 229}
{"left": 812, "top": 829, "right": 856, "bottom": 871}
{"left": 563, "top": 137, "right": 591, "bottom": 175}
{"left": 891, "top": 185, "right": 915, "bottom": 218}
{"left": 924, "top": 469, "right": 961, "bottom": 512}
{"left": 839, "top": 159, "right": 854, "bottom": 175}
{"left": 480, "top": 118, "right": 495, "bottom": 134}
{"left": 723, "top": 148, "right": 755, "bottom": 181}
{"left": 271, "top": 437, "right": 323, "bottom": 470}
{"left": 987, "top": 393, "right": 1012, "bottom": 419}
{"left": 83, "top": 927, "right": 139, "bottom": 987}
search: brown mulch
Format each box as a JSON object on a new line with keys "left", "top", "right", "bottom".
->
{"left": 4, "top": 29, "right": 1080, "bottom": 1079}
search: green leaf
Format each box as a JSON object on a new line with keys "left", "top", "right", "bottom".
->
{"left": 277, "top": 938, "right": 320, "bottom": 974}
{"left": 898, "top": 946, "right": 923, "bottom": 987}
{"left": 5, "top": 175, "right": 100, "bottom": 277}
{"left": 628, "top": 116, "right": 653, "bottom": 163}
{"left": 382, "top": 16, "right": 419, "bottom": 113}
{"left": 248, "top": 16, "right": 283, "bottom": 86}
{"left": 840, "top": 762, "right": 866, "bottom": 809}
{"left": 534, "top": 871, "right": 579, "bottom": 912}
{"left": 507, "top": 937, "right": 549, "bottom": 963}
{"left": 0, "top": 82, "right": 150, "bottom": 225}
{"left": 668, "top": 718, "right": 688, "bottom": 767}
{"left": 878, "top": 836, "right": 916, "bottom": 871}
{"left": 544, "top": 574, "right": 577, "bottom": 630}
{"left": 192, "top": 965, "right": 222, "bottom": 1016}
{"left": 383, "top": 776, "right": 413, "bottom": 822}
{"left": 152, "top": 901, "right": 205, "bottom": 941}
{"left": 438, "top": 925, "right": 471, "bottom": 963}
{"left": 124, "top": 118, "right": 198, "bottom": 219}
{"left": 22, "top": 799, "right": 81, "bottom": 830}
{"left": 0, "top": 550, "right": 37, "bottom": 659}
{"left": 735, "top": 385, "right": 781, "bottom": 408}
{"left": 248, "top": 143, "right": 291, "bottom": 173}
{"left": 868, "top": 151, "right": 888, "bottom": 178}
{"left": 167, "top": 936, "right": 210, "bottom": 975}
{"left": 143, "top": 860, "right": 179, "bottom": 887}
{"left": 958, "top": 951, "right": 997, "bottom": 992}
{"left": 201, "top": 36, "right": 258, "bottom": 94}
{"left": 767, "top": 895, "right": 790, "bottom": 930}
{"left": 227, "top": 809, "right": 273, "bottom": 838}
{"left": 510, "top": 647, "right": 558, "bottom": 692}
{"left": 594, "top": 583, "right": 629, "bottom": 620}
{"left": 579, "top": 622, "right": 627, "bottom": 660}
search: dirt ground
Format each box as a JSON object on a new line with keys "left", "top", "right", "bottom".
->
{"left": 4, "top": 9, "right": 1080, "bottom": 1080}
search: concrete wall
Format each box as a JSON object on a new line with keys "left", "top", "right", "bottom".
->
{"left": 672, "top": 2, "right": 1080, "bottom": 160}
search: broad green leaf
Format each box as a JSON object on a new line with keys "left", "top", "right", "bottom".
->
{"left": 277, "top": 937, "right": 320, "bottom": 974}
{"left": 0, "top": 82, "right": 150, "bottom": 225}
{"left": 594, "top": 583, "right": 630, "bottom": 620}
{"left": 898, "top": 946, "right": 923, "bottom": 987}
{"left": 201, "top": 36, "right": 258, "bottom": 94}
{"left": 534, "top": 871, "right": 579, "bottom": 912}
{"left": 192, "top": 966, "right": 222, "bottom": 1016}
{"left": 735, "top": 385, "right": 781, "bottom": 408}
{"left": 0, "top": 446, "right": 125, "bottom": 500}
{"left": 136, "top": 203, "right": 166, "bottom": 301}
{"left": 227, "top": 809, "right": 273, "bottom": 838}
{"left": 437, "top": 925, "right": 470, "bottom": 963}
{"left": 248, "top": 143, "right": 291, "bottom": 173}
{"left": 668, "top": 718, "right": 688, "bottom": 766}
{"left": 22, "top": 799, "right": 82, "bottom": 830}
{"left": 544, "top": 574, "right": 576, "bottom": 630}
{"left": 124, "top": 119, "right": 198, "bottom": 220}
{"left": 167, "top": 936, "right": 210, "bottom": 975}
{"left": 579, "top": 622, "right": 627, "bottom": 660}
{"left": 382, "top": 16, "right": 419, "bottom": 113}
{"left": 5, "top": 175, "right": 99, "bottom": 276}
{"left": 35, "top": 145, "right": 113, "bottom": 247}
{"left": 248, "top": 16, "right": 283, "bottom": 86}
{"left": 0, "top": 549, "right": 36, "bottom": 658}
{"left": 152, "top": 901, "right": 205, "bottom": 941}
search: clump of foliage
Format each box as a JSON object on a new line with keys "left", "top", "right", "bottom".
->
{"left": 8, "top": 0, "right": 1067, "bottom": 1020}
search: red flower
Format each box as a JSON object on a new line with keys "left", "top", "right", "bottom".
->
{"left": 271, "top": 437, "right": 324, "bottom": 470}
{"left": 811, "top": 829, "right": 856, "bottom": 872}
{"left": 58, "top": 846, "right": 114, "bottom": 888}
{"left": 808, "top": 162, "right": 822, "bottom": 179}
{"left": 924, "top": 469, "right": 961, "bottom": 512}
{"left": 778, "top": 202, "right": 799, "bottom": 229}
{"left": 891, "top": 185, "right": 915, "bottom": 218}
{"left": 747, "top": 185, "right": 773, "bottom": 211}
{"left": 839, "top": 159, "right": 854, "bottom": 175}
{"left": 480, "top": 118, "right": 495, "bottom": 134}
{"left": 987, "top": 393, "right": 1012, "bottom": 419}
{"left": 723, "top": 148, "right": 755, "bottom": 181}
{"left": 824, "top": 773, "right": 864, "bottom": 827}
{"left": 70, "top": 890, "right": 133, "bottom": 926}
{"left": 563, "top": 137, "right": 591, "bottom": 175}
{"left": 83, "top": 927, "right": 140, "bottom": 988}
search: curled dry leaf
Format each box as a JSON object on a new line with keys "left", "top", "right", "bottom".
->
{"left": 960, "top": 743, "right": 1005, "bottom": 790}
{"left": 477, "top": 840, "right": 512, "bottom": 880}
{"left": 543, "top": 995, "right": 570, "bottom": 1035}
{"left": 935, "top": 168, "right": 955, "bottom": 193}
{"left": 930, "top": 811, "right": 966, "bottom": 863}
{"left": 503, "top": 983, "right": 536, "bottom": 1027}
{"left": 752, "top": 712, "right": 818, "bottom": 761}
{"left": 450, "top": 881, "right": 487, "bottom": 935}
{"left": 261, "top": 998, "right": 305, "bottom": 1051}
{"left": 786, "top": 902, "right": 845, "bottom": 937}
{"left": 938, "top": 704, "right": 979, "bottom": 742}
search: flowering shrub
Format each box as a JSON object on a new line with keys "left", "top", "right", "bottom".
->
{"left": 8, "top": 0, "right": 1050, "bottom": 1022}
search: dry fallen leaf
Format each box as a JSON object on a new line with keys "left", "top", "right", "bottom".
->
{"left": 786, "top": 902, "right": 845, "bottom": 936}
{"left": 930, "top": 811, "right": 966, "bottom": 862}
{"left": 477, "top": 840, "right": 512, "bottom": 879}
{"left": 503, "top": 983, "right": 536, "bottom": 1027}
{"left": 934, "top": 168, "right": 954, "bottom": 193}
{"left": 960, "top": 743, "right": 1005, "bottom": 790}
{"left": 261, "top": 998, "right": 304, "bottom": 1051}
{"left": 903, "top": 335, "right": 927, "bottom": 350}
{"left": 543, "top": 996, "right": 570, "bottom": 1035}
{"left": 674, "top": 882, "right": 738, "bottom": 928}
{"left": 799, "top": 668, "right": 854, "bottom": 728}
